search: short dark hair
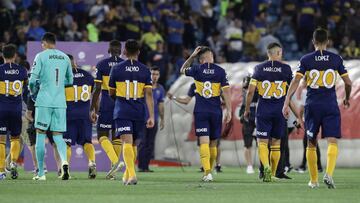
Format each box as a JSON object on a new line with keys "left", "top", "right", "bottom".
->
{"left": 2, "top": 44, "right": 17, "bottom": 59}
{"left": 41, "top": 32, "right": 56, "bottom": 44}
{"left": 198, "top": 46, "right": 213, "bottom": 58}
{"left": 151, "top": 66, "right": 160, "bottom": 72}
{"left": 313, "top": 28, "right": 328, "bottom": 44}
{"left": 125, "top": 39, "right": 140, "bottom": 56}
{"left": 67, "top": 54, "right": 74, "bottom": 61}
{"left": 267, "top": 42, "right": 282, "bottom": 50}
{"left": 108, "top": 40, "right": 122, "bottom": 55}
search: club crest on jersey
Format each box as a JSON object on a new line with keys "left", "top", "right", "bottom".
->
{"left": 125, "top": 66, "right": 139, "bottom": 72}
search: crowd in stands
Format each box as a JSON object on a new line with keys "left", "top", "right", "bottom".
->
{"left": 1, "top": 0, "right": 360, "bottom": 88}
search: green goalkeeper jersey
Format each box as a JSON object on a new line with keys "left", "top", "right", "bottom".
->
{"left": 29, "top": 48, "right": 73, "bottom": 108}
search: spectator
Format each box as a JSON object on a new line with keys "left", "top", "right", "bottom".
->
{"left": 99, "top": 13, "right": 117, "bottom": 41}
{"left": 224, "top": 18, "right": 243, "bottom": 62}
{"left": 205, "top": 31, "right": 224, "bottom": 62}
{"left": 141, "top": 24, "right": 164, "bottom": 51}
{"left": 166, "top": 12, "right": 184, "bottom": 58}
{"left": 65, "top": 22, "right": 83, "bottom": 41}
{"left": 256, "top": 30, "right": 281, "bottom": 58}
{"left": 26, "top": 16, "right": 46, "bottom": 41}
{"left": 327, "top": 39, "right": 339, "bottom": 54}
{"left": 148, "top": 41, "right": 171, "bottom": 87}
{"left": 244, "top": 24, "right": 261, "bottom": 46}
{"left": 124, "top": 11, "right": 142, "bottom": 40}
{"left": 297, "top": 0, "right": 321, "bottom": 51}
{"left": 86, "top": 16, "right": 99, "bottom": 42}
{"left": 343, "top": 40, "right": 360, "bottom": 59}
{"left": 254, "top": 11, "right": 267, "bottom": 36}
{"left": 89, "top": 0, "right": 110, "bottom": 25}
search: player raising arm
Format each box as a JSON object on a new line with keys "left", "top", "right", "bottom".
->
{"left": 283, "top": 28, "right": 352, "bottom": 189}
{"left": 180, "top": 46, "right": 231, "bottom": 182}
{"left": 109, "top": 39, "right": 154, "bottom": 185}
{"left": 29, "top": 32, "right": 73, "bottom": 181}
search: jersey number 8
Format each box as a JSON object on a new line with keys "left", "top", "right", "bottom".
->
{"left": 73, "top": 85, "right": 90, "bottom": 102}
{"left": 202, "top": 81, "right": 213, "bottom": 98}
{"left": 4, "top": 80, "right": 22, "bottom": 97}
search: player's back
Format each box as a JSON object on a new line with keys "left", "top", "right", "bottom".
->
{"left": 297, "top": 50, "right": 347, "bottom": 106}
{"left": 95, "top": 56, "right": 123, "bottom": 112}
{"left": 251, "top": 60, "right": 292, "bottom": 117}
{"left": 32, "top": 49, "right": 73, "bottom": 108}
{"left": 0, "top": 63, "right": 28, "bottom": 112}
{"left": 109, "top": 59, "right": 152, "bottom": 121}
{"left": 186, "top": 63, "right": 229, "bottom": 115}
{"left": 65, "top": 68, "right": 94, "bottom": 120}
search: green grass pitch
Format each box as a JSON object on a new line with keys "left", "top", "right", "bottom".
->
{"left": 0, "top": 167, "right": 359, "bottom": 203}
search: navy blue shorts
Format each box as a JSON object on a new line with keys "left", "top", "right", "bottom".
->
{"left": 0, "top": 110, "right": 22, "bottom": 135}
{"left": 114, "top": 119, "right": 145, "bottom": 140}
{"left": 64, "top": 119, "right": 92, "bottom": 146}
{"left": 97, "top": 111, "right": 115, "bottom": 131}
{"left": 256, "top": 114, "right": 286, "bottom": 139}
{"left": 194, "top": 112, "right": 222, "bottom": 140}
{"left": 304, "top": 104, "right": 341, "bottom": 140}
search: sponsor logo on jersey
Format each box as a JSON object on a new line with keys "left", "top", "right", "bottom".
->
{"left": 117, "top": 127, "right": 131, "bottom": 132}
{"left": 196, "top": 128, "right": 208, "bottom": 133}
{"left": 0, "top": 127, "right": 7, "bottom": 131}
{"left": 37, "top": 122, "right": 48, "bottom": 128}
{"left": 307, "top": 130, "right": 314, "bottom": 138}
{"left": 74, "top": 73, "right": 85, "bottom": 78}
{"left": 256, "top": 131, "right": 268, "bottom": 136}
{"left": 99, "top": 124, "right": 112, "bottom": 129}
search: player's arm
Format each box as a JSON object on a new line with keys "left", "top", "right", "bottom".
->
{"left": 180, "top": 46, "right": 202, "bottom": 74}
{"left": 145, "top": 87, "right": 154, "bottom": 128}
{"left": 289, "top": 99, "right": 303, "bottom": 128}
{"left": 222, "top": 86, "right": 232, "bottom": 123}
{"left": 283, "top": 74, "right": 303, "bottom": 118}
{"left": 159, "top": 101, "right": 165, "bottom": 130}
{"left": 91, "top": 64, "right": 103, "bottom": 113}
{"left": 244, "top": 80, "right": 256, "bottom": 120}
{"left": 29, "top": 54, "right": 41, "bottom": 94}
{"left": 168, "top": 93, "right": 193, "bottom": 105}
{"left": 65, "top": 59, "right": 74, "bottom": 86}
{"left": 342, "top": 74, "right": 352, "bottom": 108}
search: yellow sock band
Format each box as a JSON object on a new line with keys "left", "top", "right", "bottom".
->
{"left": 270, "top": 145, "right": 281, "bottom": 176}
{"left": 210, "top": 146, "right": 217, "bottom": 170}
{"left": 306, "top": 147, "right": 318, "bottom": 183}
{"left": 10, "top": 138, "right": 20, "bottom": 162}
{"left": 99, "top": 136, "right": 118, "bottom": 165}
{"left": 0, "top": 142, "right": 5, "bottom": 172}
{"left": 66, "top": 146, "right": 72, "bottom": 163}
{"left": 123, "top": 143, "right": 136, "bottom": 178}
{"left": 199, "top": 144, "right": 211, "bottom": 175}
{"left": 84, "top": 143, "right": 96, "bottom": 162}
{"left": 258, "top": 142, "right": 270, "bottom": 167}
{"left": 113, "top": 139, "right": 122, "bottom": 158}
{"left": 326, "top": 143, "right": 338, "bottom": 177}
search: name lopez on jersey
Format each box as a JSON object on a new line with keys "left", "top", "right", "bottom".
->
{"left": 126, "top": 66, "right": 139, "bottom": 72}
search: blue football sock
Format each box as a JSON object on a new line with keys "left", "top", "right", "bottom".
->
{"left": 53, "top": 134, "right": 67, "bottom": 164}
{"left": 35, "top": 133, "right": 46, "bottom": 177}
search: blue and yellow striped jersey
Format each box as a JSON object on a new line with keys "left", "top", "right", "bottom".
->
{"left": 109, "top": 59, "right": 152, "bottom": 121}
{"left": 185, "top": 63, "right": 229, "bottom": 114}
{"left": 250, "top": 60, "right": 292, "bottom": 117}
{"left": 0, "top": 63, "right": 28, "bottom": 112}
{"left": 296, "top": 50, "right": 348, "bottom": 105}
{"left": 95, "top": 55, "right": 123, "bottom": 112}
{"left": 65, "top": 68, "right": 94, "bottom": 120}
